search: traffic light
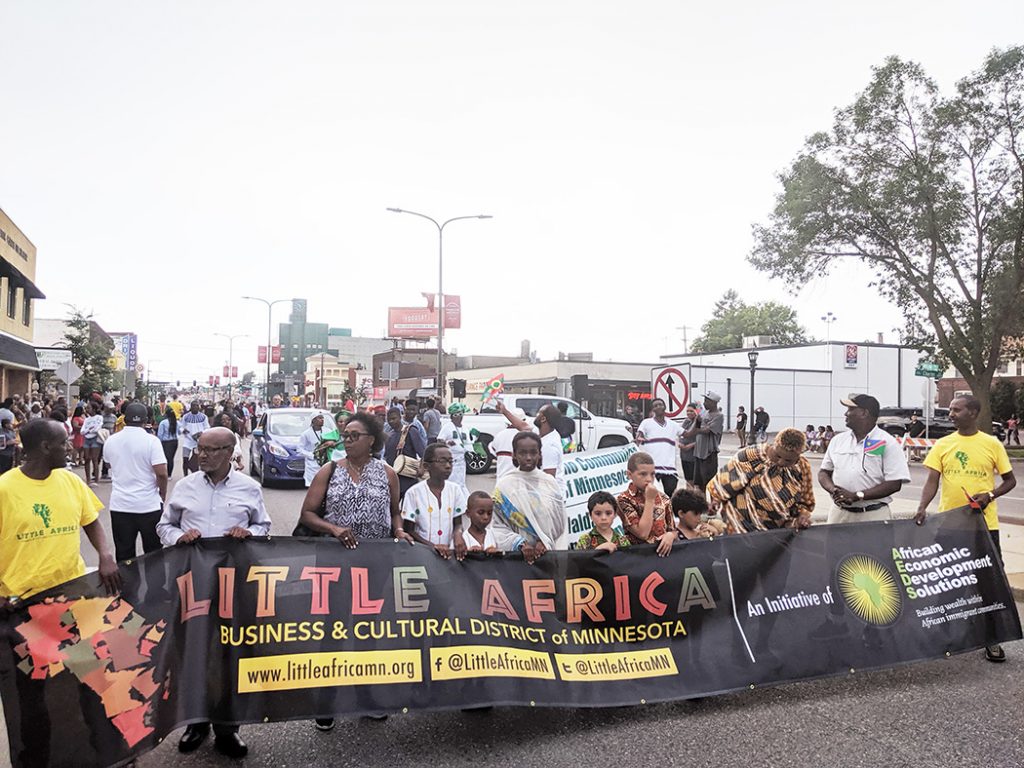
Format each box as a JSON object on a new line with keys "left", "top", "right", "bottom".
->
{"left": 176, "top": 380, "right": 180, "bottom": 388}
{"left": 193, "top": 379, "right": 197, "bottom": 388}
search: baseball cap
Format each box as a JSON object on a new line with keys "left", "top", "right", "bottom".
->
{"left": 839, "top": 393, "right": 880, "bottom": 418}
{"left": 125, "top": 402, "right": 149, "bottom": 425}
{"left": 703, "top": 391, "right": 722, "bottom": 404}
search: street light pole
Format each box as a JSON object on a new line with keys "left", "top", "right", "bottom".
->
{"left": 386, "top": 208, "right": 492, "bottom": 402}
{"left": 747, "top": 350, "right": 759, "bottom": 446}
{"left": 214, "top": 333, "right": 248, "bottom": 401}
{"left": 241, "top": 297, "right": 294, "bottom": 402}
{"left": 147, "top": 360, "right": 160, "bottom": 401}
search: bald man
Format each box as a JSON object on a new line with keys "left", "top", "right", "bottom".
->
{"left": 157, "top": 427, "right": 270, "bottom": 758}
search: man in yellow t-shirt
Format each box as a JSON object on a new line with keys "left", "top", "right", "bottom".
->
{"left": 915, "top": 394, "right": 1016, "bottom": 663}
{"left": 0, "top": 418, "right": 121, "bottom": 768}
{"left": 0, "top": 419, "right": 120, "bottom": 602}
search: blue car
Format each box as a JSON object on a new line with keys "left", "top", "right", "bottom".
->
{"left": 250, "top": 408, "right": 334, "bottom": 486}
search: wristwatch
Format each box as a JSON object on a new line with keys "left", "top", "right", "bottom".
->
{"left": 855, "top": 491, "right": 865, "bottom": 501}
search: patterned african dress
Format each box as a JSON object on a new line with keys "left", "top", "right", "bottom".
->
{"left": 707, "top": 444, "right": 815, "bottom": 534}
{"left": 576, "top": 526, "right": 632, "bottom": 550}
{"left": 323, "top": 458, "right": 393, "bottom": 540}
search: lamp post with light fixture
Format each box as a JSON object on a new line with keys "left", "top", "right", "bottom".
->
{"left": 386, "top": 208, "right": 492, "bottom": 401}
{"left": 748, "top": 349, "right": 759, "bottom": 445}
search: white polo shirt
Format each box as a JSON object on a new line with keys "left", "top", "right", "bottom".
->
{"left": 821, "top": 425, "right": 911, "bottom": 505}
{"left": 636, "top": 417, "right": 683, "bottom": 474}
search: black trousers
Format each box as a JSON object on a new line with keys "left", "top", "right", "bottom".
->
{"left": 656, "top": 472, "right": 679, "bottom": 498}
{"left": 161, "top": 439, "right": 178, "bottom": 477}
{"left": 693, "top": 453, "right": 719, "bottom": 490}
{"left": 110, "top": 510, "right": 163, "bottom": 562}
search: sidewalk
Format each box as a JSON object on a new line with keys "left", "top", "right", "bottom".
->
{"left": 714, "top": 433, "right": 1024, "bottom": 602}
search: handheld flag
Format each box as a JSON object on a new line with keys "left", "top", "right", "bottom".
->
{"left": 480, "top": 374, "right": 505, "bottom": 408}
{"left": 962, "top": 487, "right": 982, "bottom": 511}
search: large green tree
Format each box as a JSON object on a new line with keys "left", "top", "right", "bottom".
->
{"left": 750, "top": 47, "right": 1024, "bottom": 431}
{"left": 690, "top": 289, "right": 808, "bottom": 353}
{"left": 62, "top": 306, "right": 115, "bottom": 396}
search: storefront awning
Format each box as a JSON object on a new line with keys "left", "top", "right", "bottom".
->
{"left": 0, "top": 259, "right": 45, "bottom": 300}
{"left": 0, "top": 333, "right": 40, "bottom": 370}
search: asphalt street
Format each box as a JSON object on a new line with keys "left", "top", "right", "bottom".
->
{"left": 11, "top": 444, "right": 1023, "bottom": 768}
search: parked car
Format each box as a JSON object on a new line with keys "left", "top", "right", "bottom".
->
{"left": 460, "top": 395, "right": 634, "bottom": 474}
{"left": 877, "top": 406, "right": 1005, "bottom": 441}
{"left": 250, "top": 407, "right": 334, "bottom": 486}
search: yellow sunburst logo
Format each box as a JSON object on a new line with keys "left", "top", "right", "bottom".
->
{"left": 837, "top": 555, "right": 902, "bottom": 626}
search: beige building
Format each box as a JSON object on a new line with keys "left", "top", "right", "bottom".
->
{"left": 0, "top": 208, "right": 43, "bottom": 399}
{"left": 304, "top": 353, "right": 356, "bottom": 409}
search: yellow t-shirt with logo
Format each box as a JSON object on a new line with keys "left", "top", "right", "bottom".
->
{"left": 924, "top": 431, "right": 1013, "bottom": 530}
{"left": 0, "top": 468, "right": 103, "bottom": 598}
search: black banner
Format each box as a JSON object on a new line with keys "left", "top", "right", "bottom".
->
{"left": 2, "top": 507, "right": 1020, "bottom": 767}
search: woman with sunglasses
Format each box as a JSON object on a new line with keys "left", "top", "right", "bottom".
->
{"left": 296, "top": 412, "right": 414, "bottom": 731}
{"left": 298, "top": 412, "right": 412, "bottom": 547}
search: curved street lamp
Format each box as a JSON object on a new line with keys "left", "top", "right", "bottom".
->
{"left": 386, "top": 208, "right": 492, "bottom": 400}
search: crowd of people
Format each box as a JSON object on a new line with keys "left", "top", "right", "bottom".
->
{"left": 0, "top": 386, "right": 1017, "bottom": 762}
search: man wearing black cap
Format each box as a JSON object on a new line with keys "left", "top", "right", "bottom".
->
{"left": 818, "top": 393, "right": 910, "bottom": 523}
{"left": 100, "top": 401, "right": 169, "bottom": 561}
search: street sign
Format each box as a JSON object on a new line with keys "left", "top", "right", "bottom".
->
{"left": 54, "top": 360, "right": 83, "bottom": 384}
{"left": 915, "top": 361, "right": 943, "bottom": 379}
{"left": 34, "top": 348, "right": 73, "bottom": 371}
{"left": 650, "top": 365, "right": 690, "bottom": 419}
{"left": 135, "top": 363, "right": 144, "bottom": 374}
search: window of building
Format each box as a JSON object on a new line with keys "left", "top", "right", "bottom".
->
{"left": 22, "top": 295, "right": 30, "bottom": 326}
{"left": 997, "top": 361, "right": 1009, "bottom": 374}
{"left": 6, "top": 282, "right": 15, "bottom": 319}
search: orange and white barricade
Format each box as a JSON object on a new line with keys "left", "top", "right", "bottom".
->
{"left": 896, "top": 436, "right": 937, "bottom": 460}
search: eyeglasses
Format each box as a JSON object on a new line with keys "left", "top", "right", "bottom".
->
{"left": 195, "top": 445, "right": 232, "bottom": 454}
{"left": 427, "top": 458, "right": 454, "bottom": 464}
{"left": 340, "top": 432, "right": 370, "bottom": 442}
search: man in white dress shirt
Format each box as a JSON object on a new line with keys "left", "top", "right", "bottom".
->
{"left": 157, "top": 426, "right": 270, "bottom": 759}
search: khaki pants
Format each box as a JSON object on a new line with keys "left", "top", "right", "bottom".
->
{"left": 827, "top": 503, "right": 891, "bottom": 525}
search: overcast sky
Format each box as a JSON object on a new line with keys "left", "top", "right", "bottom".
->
{"left": 2, "top": 1, "right": 1021, "bottom": 384}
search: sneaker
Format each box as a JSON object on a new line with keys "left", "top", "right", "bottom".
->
{"left": 314, "top": 718, "right": 335, "bottom": 731}
{"left": 985, "top": 644, "right": 1006, "bottom": 663}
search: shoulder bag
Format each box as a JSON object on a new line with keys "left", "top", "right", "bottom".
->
{"left": 291, "top": 460, "right": 340, "bottom": 537}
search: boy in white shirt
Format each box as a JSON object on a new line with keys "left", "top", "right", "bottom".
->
{"left": 462, "top": 491, "right": 498, "bottom": 552}
{"left": 401, "top": 444, "right": 468, "bottom": 560}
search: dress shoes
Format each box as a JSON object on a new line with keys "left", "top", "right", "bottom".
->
{"left": 214, "top": 731, "right": 249, "bottom": 759}
{"left": 178, "top": 723, "right": 210, "bottom": 753}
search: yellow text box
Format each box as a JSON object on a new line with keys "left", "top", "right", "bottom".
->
{"left": 554, "top": 648, "right": 678, "bottom": 682}
{"left": 430, "top": 645, "right": 555, "bottom": 681}
{"left": 238, "top": 649, "right": 421, "bottom": 693}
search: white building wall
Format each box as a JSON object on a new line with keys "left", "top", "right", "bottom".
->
{"left": 662, "top": 343, "right": 932, "bottom": 432}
